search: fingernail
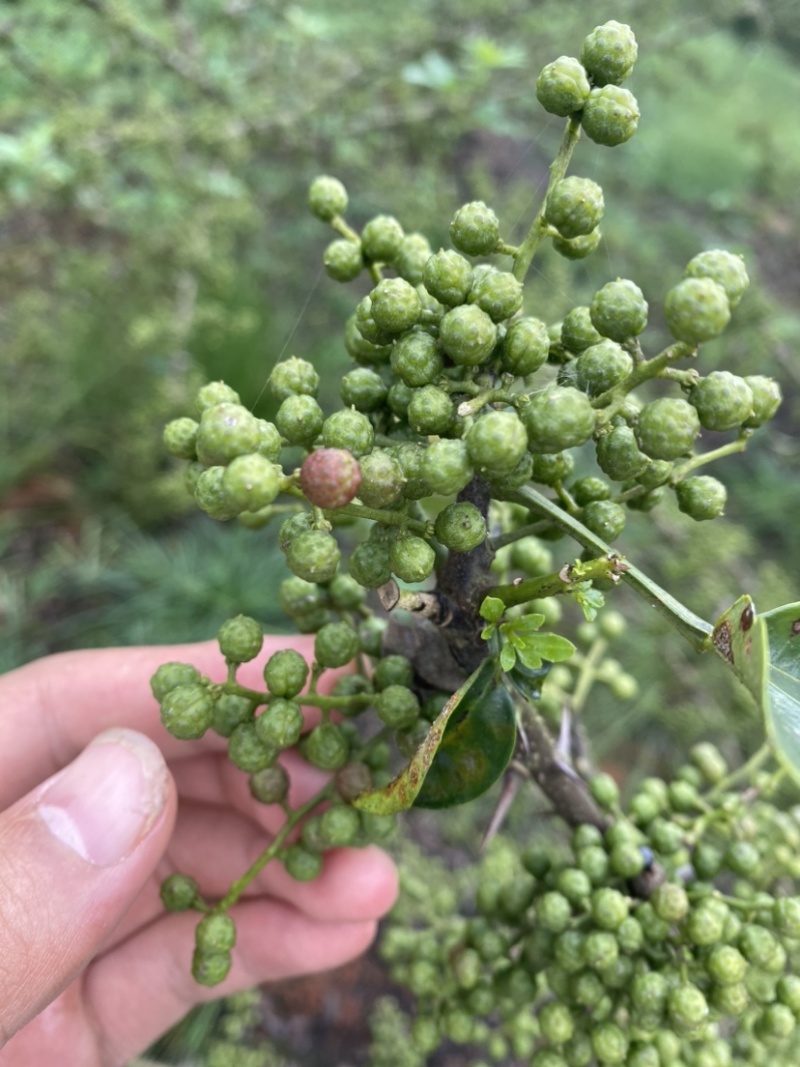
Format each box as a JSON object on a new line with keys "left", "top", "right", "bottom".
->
{"left": 38, "top": 729, "right": 168, "bottom": 867}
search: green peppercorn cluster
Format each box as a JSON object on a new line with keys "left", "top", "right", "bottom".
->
{"left": 380, "top": 745, "right": 800, "bottom": 1066}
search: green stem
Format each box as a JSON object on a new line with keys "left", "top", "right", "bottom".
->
{"left": 670, "top": 435, "right": 751, "bottom": 482}
{"left": 456, "top": 388, "right": 519, "bottom": 418}
{"left": 500, "top": 484, "right": 714, "bottom": 651}
{"left": 226, "top": 682, "right": 372, "bottom": 714}
{"left": 571, "top": 637, "right": 608, "bottom": 715}
{"left": 512, "top": 115, "right": 582, "bottom": 283}
{"left": 705, "top": 742, "right": 773, "bottom": 803}
{"left": 488, "top": 556, "right": 623, "bottom": 609}
{"left": 591, "top": 342, "right": 696, "bottom": 414}
{"left": 322, "top": 501, "right": 429, "bottom": 534}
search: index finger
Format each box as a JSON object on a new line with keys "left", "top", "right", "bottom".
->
{"left": 0, "top": 635, "right": 323, "bottom": 807}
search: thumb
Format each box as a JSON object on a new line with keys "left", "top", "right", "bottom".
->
{"left": 0, "top": 729, "right": 176, "bottom": 1044}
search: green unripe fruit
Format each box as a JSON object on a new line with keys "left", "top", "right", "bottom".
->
{"left": 314, "top": 621, "right": 360, "bottom": 668}
{"left": 561, "top": 306, "right": 603, "bottom": 353}
{"left": 279, "top": 574, "right": 320, "bottom": 616}
{"left": 631, "top": 972, "right": 668, "bottom": 1016}
{"left": 369, "top": 277, "right": 422, "bottom": 334}
{"left": 689, "top": 371, "right": 754, "bottom": 431}
{"left": 576, "top": 341, "right": 633, "bottom": 396}
{"left": 374, "top": 655, "right": 415, "bottom": 691}
{"left": 592, "top": 887, "right": 630, "bottom": 930}
{"left": 581, "top": 22, "right": 638, "bottom": 86}
{"left": 510, "top": 536, "right": 553, "bottom": 576}
{"left": 540, "top": 1001, "right": 576, "bottom": 1045}
{"left": 390, "top": 331, "right": 443, "bottom": 387}
{"left": 581, "top": 500, "right": 626, "bottom": 542}
{"left": 211, "top": 693, "right": 255, "bottom": 737}
{"left": 163, "top": 416, "right": 199, "bottom": 460}
{"left": 196, "top": 912, "right": 236, "bottom": 954}
{"left": 536, "top": 55, "right": 591, "bottom": 116}
{"left": 739, "top": 924, "right": 780, "bottom": 968}
{"left": 191, "top": 949, "right": 231, "bottom": 987}
{"left": 685, "top": 249, "right": 749, "bottom": 309}
{"left": 531, "top": 450, "right": 575, "bottom": 486}
{"left": 637, "top": 398, "right": 700, "bottom": 460}
{"left": 340, "top": 367, "right": 388, "bottom": 412}
{"left": 322, "top": 409, "right": 374, "bottom": 458}
{"left": 553, "top": 228, "right": 602, "bottom": 260}
{"left": 501, "top": 316, "right": 550, "bottom": 376}
{"left": 688, "top": 901, "right": 727, "bottom": 946}
{"left": 356, "top": 450, "right": 406, "bottom": 508}
{"left": 390, "top": 535, "right": 436, "bottom": 583}
{"left": 267, "top": 356, "right": 320, "bottom": 402}
{"left": 255, "top": 419, "right": 282, "bottom": 462}
{"left": 773, "top": 897, "right": 800, "bottom": 938}
{"left": 196, "top": 403, "right": 261, "bottom": 466}
{"left": 536, "top": 890, "right": 572, "bottom": 932}
{"left": 286, "top": 529, "right": 341, "bottom": 583}
{"left": 150, "top": 662, "right": 202, "bottom": 702}
{"left": 284, "top": 844, "right": 323, "bottom": 881}
{"left": 610, "top": 841, "right": 645, "bottom": 877}
{"left": 249, "top": 763, "right": 290, "bottom": 805}
{"left": 300, "top": 448, "right": 362, "bottom": 509}
{"left": 327, "top": 574, "right": 365, "bottom": 611}
{"left": 228, "top": 722, "right": 277, "bottom": 772}
{"left": 422, "top": 248, "right": 473, "bottom": 306}
{"left": 637, "top": 459, "right": 673, "bottom": 489}
{"left": 777, "top": 974, "right": 800, "bottom": 1012}
{"left": 434, "top": 501, "right": 487, "bottom": 552}
{"left": 407, "top": 384, "right": 455, "bottom": 435}
{"left": 421, "top": 438, "right": 474, "bottom": 495}
{"left": 590, "top": 279, "right": 647, "bottom": 341}
{"left": 275, "top": 394, "right": 325, "bottom": 447}
{"left": 465, "top": 410, "right": 528, "bottom": 475}
{"left": 591, "top": 1021, "right": 628, "bottom": 1064}
{"left": 221, "top": 454, "right": 282, "bottom": 514}
{"left": 743, "top": 375, "right": 782, "bottom": 427}
{"left": 667, "top": 983, "right": 709, "bottom": 1035}
{"left": 300, "top": 723, "right": 349, "bottom": 770}
{"left": 308, "top": 175, "right": 348, "bottom": 220}
{"left": 196, "top": 381, "right": 240, "bottom": 412}
{"left": 355, "top": 295, "right": 392, "bottom": 347}
{"left": 439, "top": 304, "right": 498, "bottom": 366}
{"left": 217, "top": 614, "right": 263, "bottom": 663}
{"left": 581, "top": 85, "right": 640, "bottom": 147}
{"left": 449, "top": 200, "right": 500, "bottom": 256}
{"left": 756, "top": 1002, "right": 796, "bottom": 1041}
{"left": 360, "top": 214, "right": 404, "bottom": 262}
{"left": 467, "top": 268, "right": 524, "bottom": 322}
{"left": 194, "top": 466, "right": 239, "bottom": 521}
{"left": 521, "top": 386, "right": 595, "bottom": 453}
{"left": 545, "top": 177, "right": 605, "bottom": 240}
{"left": 589, "top": 772, "right": 619, "bottom": 809}
{"left": 323, "top": 238, "right": 363, "bottom": 282}
{"left": 706, "top": 944, "right": 748, "bottom": 985}
{"left": 319, "top": 804, "right": 361, "bottom": 848}
{"left": 349, "top": 540, "right": 392, "bottom": 589}
{"left": 651, "top": 882, "right": 690, "bottom": 924}
{"left": 375, "top": 684, "right": 420, "bottom": 729}
{"left": 393, "top": 232, "right": 433, "bottom": 285}
{"left": 675, "top": 476, "right": 727, "bottom": 521}
{"left": 665, "top": 277, "right": 730, "bottom": 344}
{"left": 160, "top": 683, "right": 214, "bottom": 740}
{"left": 160, "top": 872, "right": 200, "bottom": 912}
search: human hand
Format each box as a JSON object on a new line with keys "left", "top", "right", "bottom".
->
{"left": 0, "top": 639, "right": 398, "bottom": 1066}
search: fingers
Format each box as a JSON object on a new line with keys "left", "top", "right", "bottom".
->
{"left": 84, "top": 901, "right": 381, "bottom": 1066}
{"left": 0, "top": 730, "right": 176, "bottom": 1047}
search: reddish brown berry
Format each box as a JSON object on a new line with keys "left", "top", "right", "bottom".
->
{"left": 299, "top": 448, "right": 362, "bottom": 509}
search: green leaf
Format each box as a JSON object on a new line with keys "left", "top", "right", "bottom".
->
{"left": 352, "top": 659, "right": 515, "bottom": 813}
{"left": 479, "top": 596, "right": 505, "bottom": 624}
{"left": 505, "top": 612, "right": 546, "bottom": 635}
{"left": 499, "top": 641, "right": 517, "bottom": 673}
{"left": 570, "top": 583, "right": 605, "bottom": 622}
{"left": 480, "top": 623, "right": 496, "bottom": 640}
{"left": 711, "top": 596, "right": 800, "bottom": 784}
{"left": 531, "top": 633, "right": 577, "bottom": 663}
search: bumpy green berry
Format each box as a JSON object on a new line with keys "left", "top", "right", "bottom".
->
{"left": 591, "top": 1021, "right": 628, "bottom": 1064}
{"left": 439, "top": 304, "right": 498, "bottom": 366}
{"left": 196, "top": 381, "right": 240, "bottom": 412}
{"left": 596, "top": 425, "right": 648, "bottom": 481}
{"left": 322, "top": 409, "right": 374, "bottom": 458}
{"left": 255, "top": 699, "right": 304, "bottom": 750}
{"left": 553, "top": 229, "right": 602, "bottom": 260}
{"left": 196, "top": 403, "right": 261, "bottom": 466}
{"left": 408, "top": 384, "right": 455, "bottom": 435}
{"left": 561, "top": 306, "right": 603, "bottom": 353}
{"left": 546, "top": 177, "right": 605, "bottom": 240}
{"left": 390, "top": 535, "right": 436, "bottom": 583}
{"left": 192, "top": 949, "right": 231, "bottom": 987}
{"left": 160, "top": 872, "right": 200, "bottom": 912}
{"left": 743, "top": 375, "right": 782, "bottom": 427}
{"left": 637, "top": 398, "right": 700, "bottom": 460}
{"left": 357, "top": 450, "right": 406, "bottom": 508}
{"left": 249, "top": 763, "right": 290, "bottom": 805}
{"left": 374, "top": 655, "right": 414, "bottom": 691}
{"left": 349, "top": 540, "right": 392, "bottom": 588}
{"left": 449, "top": 201, "right": 500, "bottom": 256}
{"left": 422, "top": 249, "right": 473, "bottom": 306}
{"left": 150, "top": 662, "right": 202, "bottom": 702}
{"left": 314, "top": 621, "right": 360, "bottom": 668}
{"left": 327, "top": 574, "right": 366, "bottom": 612}
{"left": 323, "top": 238, "right": 363, "bottom": 282}
{"left": 689, "top": 371, "right": 754, "bottom": 431}
{"left": 361, "top": 214, "right": 404, "bottom": 262}
{"left": 521, "top": 386, "right": 596, "bottom": 453}
{"left": 393, "top": 233, "right": 433, "bottom": 284}
{"left": 211, "top": 694, "right": 254, "bottom": 737}
{"left": 536, "top": 55, "right": 591, "bottom": 116}
{"left": 590, "top": 772, "right": 620, "bottom": 808}
{"left": 583, "top": 930, "right": 619, "bottom": 971}
{"left": 706, "top": 944, "right": 748, "bottom": 986}
{"left": 572, "top": 477, "right": 611, "bottom": 507}
{"left": 340, "top": 367, "right": 388, "bottom": 412}
{"left": 254, "top": 419, "right": 282, "bottom": 462}
{"left": 369, "top": 277, "right": 422, "bottom": 334}
{"left": 651, "top": 882, "right": 690, "bottom": 924}
{"left": 163, "top": 417, "right": 198, "bottom": 460}
{"left": 300, "top": 723, "right": 349, "bottom": 770}
{"left": 465, "top": 410, "right": 528, "bottom": 475}
{"left": 300, "top": 448, "right": 362, "bottom": 509}
{"left": 279, "top": 575, "right": 320, "bottom": 616}
{"left": 675, "top": 476, "right": 727, "bottom": 521}
{"left": 375, "top": 684, "right": 420, "bottom": 729}
{"left": 217, "top": 615, "right": 263, "bottom": 663}
{"left": 576, "top": 341, "right": 633, "bottom": 397}
{"left": 421, "top": 438, "right": 474, "bottom": 495}
{"left": 267, "top": 356, "right": 320, "bottom": 402}
{"left": 391, "top": 331, "right": 443, "bottom": 387}
{"left": 590, "top": 279, "right": 647, "bottom": 341}
{"left": 581, "top": 85, "right": 640, "bottom": 147}
{"left": 688, "top": 900, "right": 727, "bottom": 946}
{"left": 665, "top": 277, "right": 730, "bottom": 344}
{"left": 467, "top": 269, "right": 524, "bottom": 322}
{"left": 685, "top": 249, "right": 749, "bottom": 308}
{"left": 530, "top": 451, "right": 575, "bottom": 486}
{"left": 308, "top": 175, "right": 348, "bottom": 221}
{"left": 536, "top": 890, "right": 572, "bottom": 932}
{"left": 581, "top": 21, "right": 638, "bottom": 86}
{"left": 196, "top": 912, "right": 236, "bottom": 954}
{"left": 434, "top": 502, "right": 487, "bottom": 552}
{"left": 221, "top": 454, "right": 282, "bottom": 514}
{"left": 194, "top": 466, "right": 239, "bottom": 520}
{"left": 286, "top": 529, "right": 341, "bottom": 583}
{"left": 355, "top": 295, "right": 392, "bottom": 346}
{"left": 668, "top": 983, "right": 709, "bottom": 1035}
{"left": 284, "top": 844, "right": 323, "bottom": 882}
{"left": 501, "top": 317, "right": 550, "bottom": 375}
{"left": 582, "top": 500, "right": 626, "bottom": 542}
{"left": 275, "top": 394, "right": 325, "bottom": 447}
{"left": 161, "top": 683, "right": 214, "bottom": 740}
